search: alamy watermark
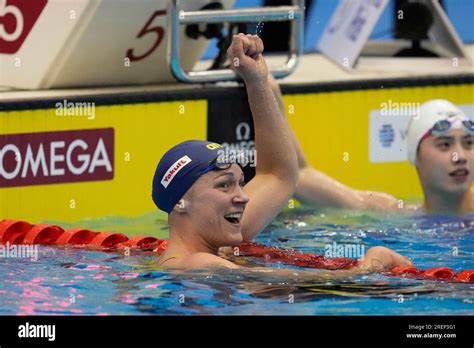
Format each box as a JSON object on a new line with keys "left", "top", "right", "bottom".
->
{"left": 324, "top": 242, "right": 365, "bottom": 259}
{"left": 18, "top": 322, "right": 55, "bottom": 341}
{"left": 380, "top": 99, "right": 420, "bottom": 117}
{"left": 55, "top": 99, "right": 95, "bottom": 120}
{"left": 0, "top": 242, "right": 38, "bottom": 261}
{"left": 217, "top": 147, "right": 257, "bottom": 168}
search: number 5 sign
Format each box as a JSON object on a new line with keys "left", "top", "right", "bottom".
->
{"left": 0, "top": 0, "right": 48, "bottom": 54}
{"left": 0, "top": 0, "right": 231, "bottom": 89}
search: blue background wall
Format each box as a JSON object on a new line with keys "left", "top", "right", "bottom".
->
{"left": 201, "top": 0, "right": 474, "bottom": 59}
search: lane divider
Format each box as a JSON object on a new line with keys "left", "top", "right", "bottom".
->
{"left": 1, "top": 220, "right": 472, "bottom": 283}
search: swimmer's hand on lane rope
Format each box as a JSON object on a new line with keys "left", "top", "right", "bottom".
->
{"left": 227, "top": 33, "right": 268, "bottom": 83}
{"left": 358, "top": 246, "right": 413, "bottom": 272}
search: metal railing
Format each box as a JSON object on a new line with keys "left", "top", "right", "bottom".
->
{"left": 168, "top": 0, "right": 305, "bottom": 83}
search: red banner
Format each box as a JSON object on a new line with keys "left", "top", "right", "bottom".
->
{"left": 0, "top": 0, "right": 48, "bottom": 54}
{"left": 0, "top": 128, "right": 114, "bottom": 187}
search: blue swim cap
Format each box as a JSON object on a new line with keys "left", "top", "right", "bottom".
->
{"left": 152, "top": 140, "right": 225, "bottom": 213}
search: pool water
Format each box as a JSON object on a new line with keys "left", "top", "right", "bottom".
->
{"left": 0, "top": 207, "right": 473, "bottom": 315}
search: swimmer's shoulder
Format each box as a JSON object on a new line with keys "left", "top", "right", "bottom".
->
{"left": 162, "top": 252, "right": 240, "bottom": 270}
{"left": 187, "top": 253, "right": 240, "bottom": 269}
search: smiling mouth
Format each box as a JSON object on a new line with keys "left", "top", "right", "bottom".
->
{"left": 224, "top": 212, "right": 243, "bottom": 224}
{"left": 449, "top": 168, "right": 469, "bottom": 177}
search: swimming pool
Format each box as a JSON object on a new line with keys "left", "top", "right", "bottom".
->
{"left": 0, "top": 207, "right": 473, "bottom": 315}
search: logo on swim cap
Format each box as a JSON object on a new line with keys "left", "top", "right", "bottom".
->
{"left": 206, "top": 143, "right": 222, "bottom": 150}
{"left": 152, "top": 140, "right": 229, "bottom": 213}
{"left": 160, "top": 155, "right": 192, "bottom": 188}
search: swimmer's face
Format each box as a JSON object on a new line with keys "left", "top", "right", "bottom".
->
{"left": 416, "top": 129, "right": 474, "bottom": 195}
{"left": 184, "top": 164, "right": 249, "bottom": 246}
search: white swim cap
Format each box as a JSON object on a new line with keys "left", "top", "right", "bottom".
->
{"left": 406, "top": 99, "right": 467, "bottom": 165}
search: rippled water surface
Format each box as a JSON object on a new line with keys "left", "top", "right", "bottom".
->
{"left": 1, "top": 207, "right": 473, "bottom": 315}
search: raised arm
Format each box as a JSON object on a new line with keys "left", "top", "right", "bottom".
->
{"left": 227, "top": 34, "right": 298, "bottom": 242}
{"left": 267, "top": 76, "right": 403, "bottom": 212}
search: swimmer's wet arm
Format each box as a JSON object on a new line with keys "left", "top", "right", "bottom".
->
{"left": 189, "top": 256, "right": 367, "bottom": 280}
{"left": 297, "top": 168, "right": 401, "bottom": 211}
{"left": 193, "top": 248, "right": 411, "bottom": 279}
{"left": 227, "top": 34, "right": 298, "bottom": 241}
{"left": 268, "top": 76, "right": 401, "bottom": 212}
{"left": 246, "top": 246, "right": 411, "bottom": 279}
{"left": 182, "top": 254, "right": 349, "bottom": 278}
{"left": 245, "top": 265, "right": 362, "bottom": 280}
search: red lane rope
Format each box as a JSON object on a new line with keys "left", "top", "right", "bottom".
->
{"left": 237, "top": 242, "right": 359, "bottom": 270}
{"left": 1, "top": 220, "right": 472, "bottom": 283}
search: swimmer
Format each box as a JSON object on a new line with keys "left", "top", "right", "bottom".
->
{"left": 151, "top": 34, "right": 411, "bottom": 275}
{"left": 268, "top": 77, "right": 474, "bottom": 215}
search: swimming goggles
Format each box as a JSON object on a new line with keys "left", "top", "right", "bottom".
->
{"left": 202, "top": 156, "right": 235, "bottom": 174}
{"left": 420, "top": 116, "right": 474, "bottom": 142}
{"left": 202, "top": 151, "right": 249, "bottom": 174}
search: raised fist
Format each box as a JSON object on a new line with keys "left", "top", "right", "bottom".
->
{"left": 227, "top": 33, "right": 268, "bottom": 83}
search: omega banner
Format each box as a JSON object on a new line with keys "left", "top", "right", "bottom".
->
{"left": 0, "top": 128, "right": 114, "bottom": 188}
